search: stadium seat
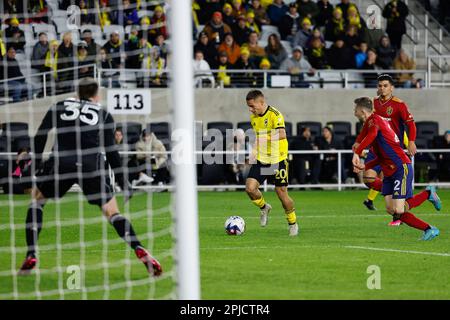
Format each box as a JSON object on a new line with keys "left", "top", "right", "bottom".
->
{"left": 297, "top": 121, "right": 322, "bottom": 138}
{"left": 138, "top": 10, "right": 154, "bottom": 19}
{"left": 416, "top": 121, "right": 439, "bottom": 144}
{"left": 32, "top": 23, "right": 57, "bottom": 37}
{"left": 13, "top": 136, "right": 31, "bottom": 152}
{"left": 347, "top": 72, "right": 365, "bottom": 89}
{"left": 319, "top": 71, "right": 344, "bottom": 89}
{"left": 280, "top": 40, "right": 292, "bottom": 55}
{"left": 285, "top": 121, "right": 293, "bottom": 137}
{"left": 116, "top": 122, "right": 142, "bottom": 145}
{"left": 237, "top": 121, "right": 252, "bottom": 133}
{"left": 326, "top": 121, "right": 352, "bottom": 140}
{"left": 206, "top": 122, "right": 233, "bottom": 136}
{"left": 260, "top": 27, "right": 280, "bottom": 43}
{"left": 147, "top": 122, "right": 171, "bottom": 150}
{"left": 52, "top": 16, "right": 70, "bottom": 34}
{"left": 1, "top": 123, "right": 29, "bottom": 138}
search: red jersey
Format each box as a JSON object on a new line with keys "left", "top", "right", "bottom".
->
{"left": 356, "top": 96, "right": 416, "bottom": 148}
{"left": 355, "top": 113, "right": 411, "bottom": 177}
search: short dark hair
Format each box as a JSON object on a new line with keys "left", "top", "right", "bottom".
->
{"left": 77, "top": 77, "right": 99, "bottom": 101}
{"left": 377, "top": 73, "right": 394, "bottom": 85}
{"left": 354, "top": 97, "right": 373, "bottom": 111}
{"left": 246, "top": 90, "right": 264, "bottom": 101}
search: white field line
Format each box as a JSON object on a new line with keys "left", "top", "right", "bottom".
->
{"left": 345, "top": 245, "right": 450, "bottom": 257}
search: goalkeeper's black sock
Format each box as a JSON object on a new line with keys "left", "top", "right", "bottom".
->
{"left": 109, "top": 213, "right": 142, "bottom": 250}
{"left": 25, "top": 203, "right": 44, "bottom": 257}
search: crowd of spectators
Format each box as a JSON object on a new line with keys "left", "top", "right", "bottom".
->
{"left": 0, "top": 0, "right": 429, "bottom": 102}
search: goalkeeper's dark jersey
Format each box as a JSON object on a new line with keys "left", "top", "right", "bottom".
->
{"left": 34, "top": 97, "right": 121, "bottom": 173}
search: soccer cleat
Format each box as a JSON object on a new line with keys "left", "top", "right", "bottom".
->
{"left": 259, "top": 203, "right": 272, "bottom": 227}
{"left": 363, "top": 200, "right": 377, "bottom": 211}
{"left": 388, "top": 220, "right": 402, "bottom": 227}
{"left": 18, "top": 255, "right": 37, "bottom": 275}
{"left": 421, "top": 226, "right": 440, "bottom": 241}
{"left": 135, "top": 246, "right": 162, "bottom": 276}
{"left": 288, "top": 223, "right": 299, "bottom": 236}
{"left": 426, "top": 185, "right": 442, "bottom": 211}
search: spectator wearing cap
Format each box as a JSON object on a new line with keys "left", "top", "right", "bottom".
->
{"left": 103, "top": 30, "right": 123, "bottom": 69}
{"left": 222, "top": 3, "right": 236, "bottom": 27}
{"left": 232, "top": 15, "right": 252, "bottom": 46}
{"left": 194, "top": 31, "right": 218, "bottom": 68}
{"left": 4, "top": 18, "right": 25, "bottom": 53}
{"left": 0, "top": 46, "right": 33, "bottom": 102}
{"left": 393, "top": 49, "right": 422, "bottom": 88}
{"left": 31, "top": 32, "right": 49, "bottom": 72}
{"left": 150, "top": 5, "right": 168, "bottom": 41}
{"left": 293, "top": 17, "right": 313, "bottom": 49}
{"left": 218, "top": 33, "right": 241, "bottom": 66}
{"left": 265, "top": 33, "right": 288, "bottom": 69}
{"left": 125, "top": 25, "right": 142, "bottom": 69}
{"left": 279, "top": 2, "right": 301, "bottom": 41}
{"left": 325, "top": 7, "right": 346, "bottom": 42}
{"left": 280, "top": 46, "right": 315, "bottom": 88}
{"left": 76, "top": 41, "right": 94, "bottom": 79}
{"left": 231, "top": 0, "right": 247, "bottom": 18}
{"left": 82, "top": 29, "right": 101, "bottom": 58}
{"left": 248, "top": 0, "right": 270, "bottom": 26}
{"left": 246, "top": 11, "right": 261, "bottom": 35}
{"left": 267, "top": 0, "right": 288, "bottom": 27}
{"left": 145, "top": 46, "right": 166, "bottom": 87}
{"left": 215, "top": 51, "right": 232, "bottom": 87}
{"left": 203, "top": 11, "right": 232, "bottom": 45}
{"left": 57, "top": 32, "right": 75, "bottom": 92}
{"left": 382, "top": 0, "right": 409, "bottom": 49}
{"left": 376, "top": 35, "right": 396, "bottom": 69}
{"left": 243, "top": 31, "right": 265, "bottom": 65}
{"left": 361, "top": 48, "right": 382, "bottom": 88}
{"left": 327, "top": 36, "right": 355, "bottom": 69}
{"left": 317, "top": 0, "right": 334, "bottom": 27}
{"left": 197, "top": 0, "right": 222, "bottom": 25}
{"left": 79, "top": 0, "right": 96, "bottom": 25}
{"left": 337, "top": 0, "right": 357, "bottom": 22}
{"left": 297, "top": 0, "right": 320, "bottom": 24}
{"left": 233, "top": 47, "right": 258, "bottom": 87}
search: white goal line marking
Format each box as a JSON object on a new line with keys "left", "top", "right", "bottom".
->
{"left": 345, "top": 245, "right": 450, "bottom": 257}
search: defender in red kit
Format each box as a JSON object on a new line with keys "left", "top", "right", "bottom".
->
{"left": 352, "top": 97, "right": 439, "bottom": 241}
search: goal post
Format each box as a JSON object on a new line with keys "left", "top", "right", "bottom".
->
{"left": 170, "top": 0, "right": 201, "bottom": 299}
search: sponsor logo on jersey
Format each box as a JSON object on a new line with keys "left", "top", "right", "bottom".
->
{"left": 264, "top": 119, "right": 268, "bottom": 127}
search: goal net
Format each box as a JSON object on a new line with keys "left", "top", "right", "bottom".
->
{"left": 0, "top": 0, "right": 199, "bottom": 300}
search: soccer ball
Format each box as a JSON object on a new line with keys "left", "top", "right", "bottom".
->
{"left": 224, "top": 216, "right": 245, "bottom": 235}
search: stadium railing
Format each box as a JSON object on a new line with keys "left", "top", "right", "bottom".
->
{"left": 97, "top": 68, "right": 429, "bottom": 89}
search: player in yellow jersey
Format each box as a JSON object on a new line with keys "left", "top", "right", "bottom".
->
{"left": 244, "top": 90, "right": 299, "bottom": 236}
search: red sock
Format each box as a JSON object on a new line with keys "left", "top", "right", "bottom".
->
{"left": 400, "top": 212, "right": 430, "bottom": 231}
{"left": 368, "top": 177, "right": 382, "bottom": 192}
{"left": 406, "top": 190, "right": 430, "bottom": 210}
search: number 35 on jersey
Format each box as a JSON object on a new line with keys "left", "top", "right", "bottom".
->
{"left": 107, "top": 89, "right": 151, "bottom": 115}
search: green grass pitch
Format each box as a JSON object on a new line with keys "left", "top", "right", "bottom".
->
{"left": 0, "top": 189, "right": 449, "bottom": 299}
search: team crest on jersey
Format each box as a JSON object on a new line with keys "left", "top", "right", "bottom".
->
{"left": 368, "top": 119, "right": 374, "bottom": 127}
{"left": 386, "top": 106, "right": 393, "bottom": 116}
{"left": 264, "top": 119, "right": 268, "bottom": 127}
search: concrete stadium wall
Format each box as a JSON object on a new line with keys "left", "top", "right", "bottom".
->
{"left": 1, "top": 89, "right": 449, "bottom": 136}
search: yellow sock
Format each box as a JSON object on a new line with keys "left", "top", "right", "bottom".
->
{"left": 252, "top": 196, "right": 266, "bottom": 209}
{"left": 285, "top": 208, "right": 297, "bottom": 225}
{"left": 367, "top": 189, "right": 379, "bottom": 201}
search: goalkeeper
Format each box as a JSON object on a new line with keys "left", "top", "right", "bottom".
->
{"left": 18, "top": 78, "right": 162, "bottom": 276}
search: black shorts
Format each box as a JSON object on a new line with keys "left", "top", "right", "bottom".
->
{"left": 247, "top": 159, "right": 289, "bottom": 187}
{"left": 37, "top": 157, "right": 114, "bottom": 207}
